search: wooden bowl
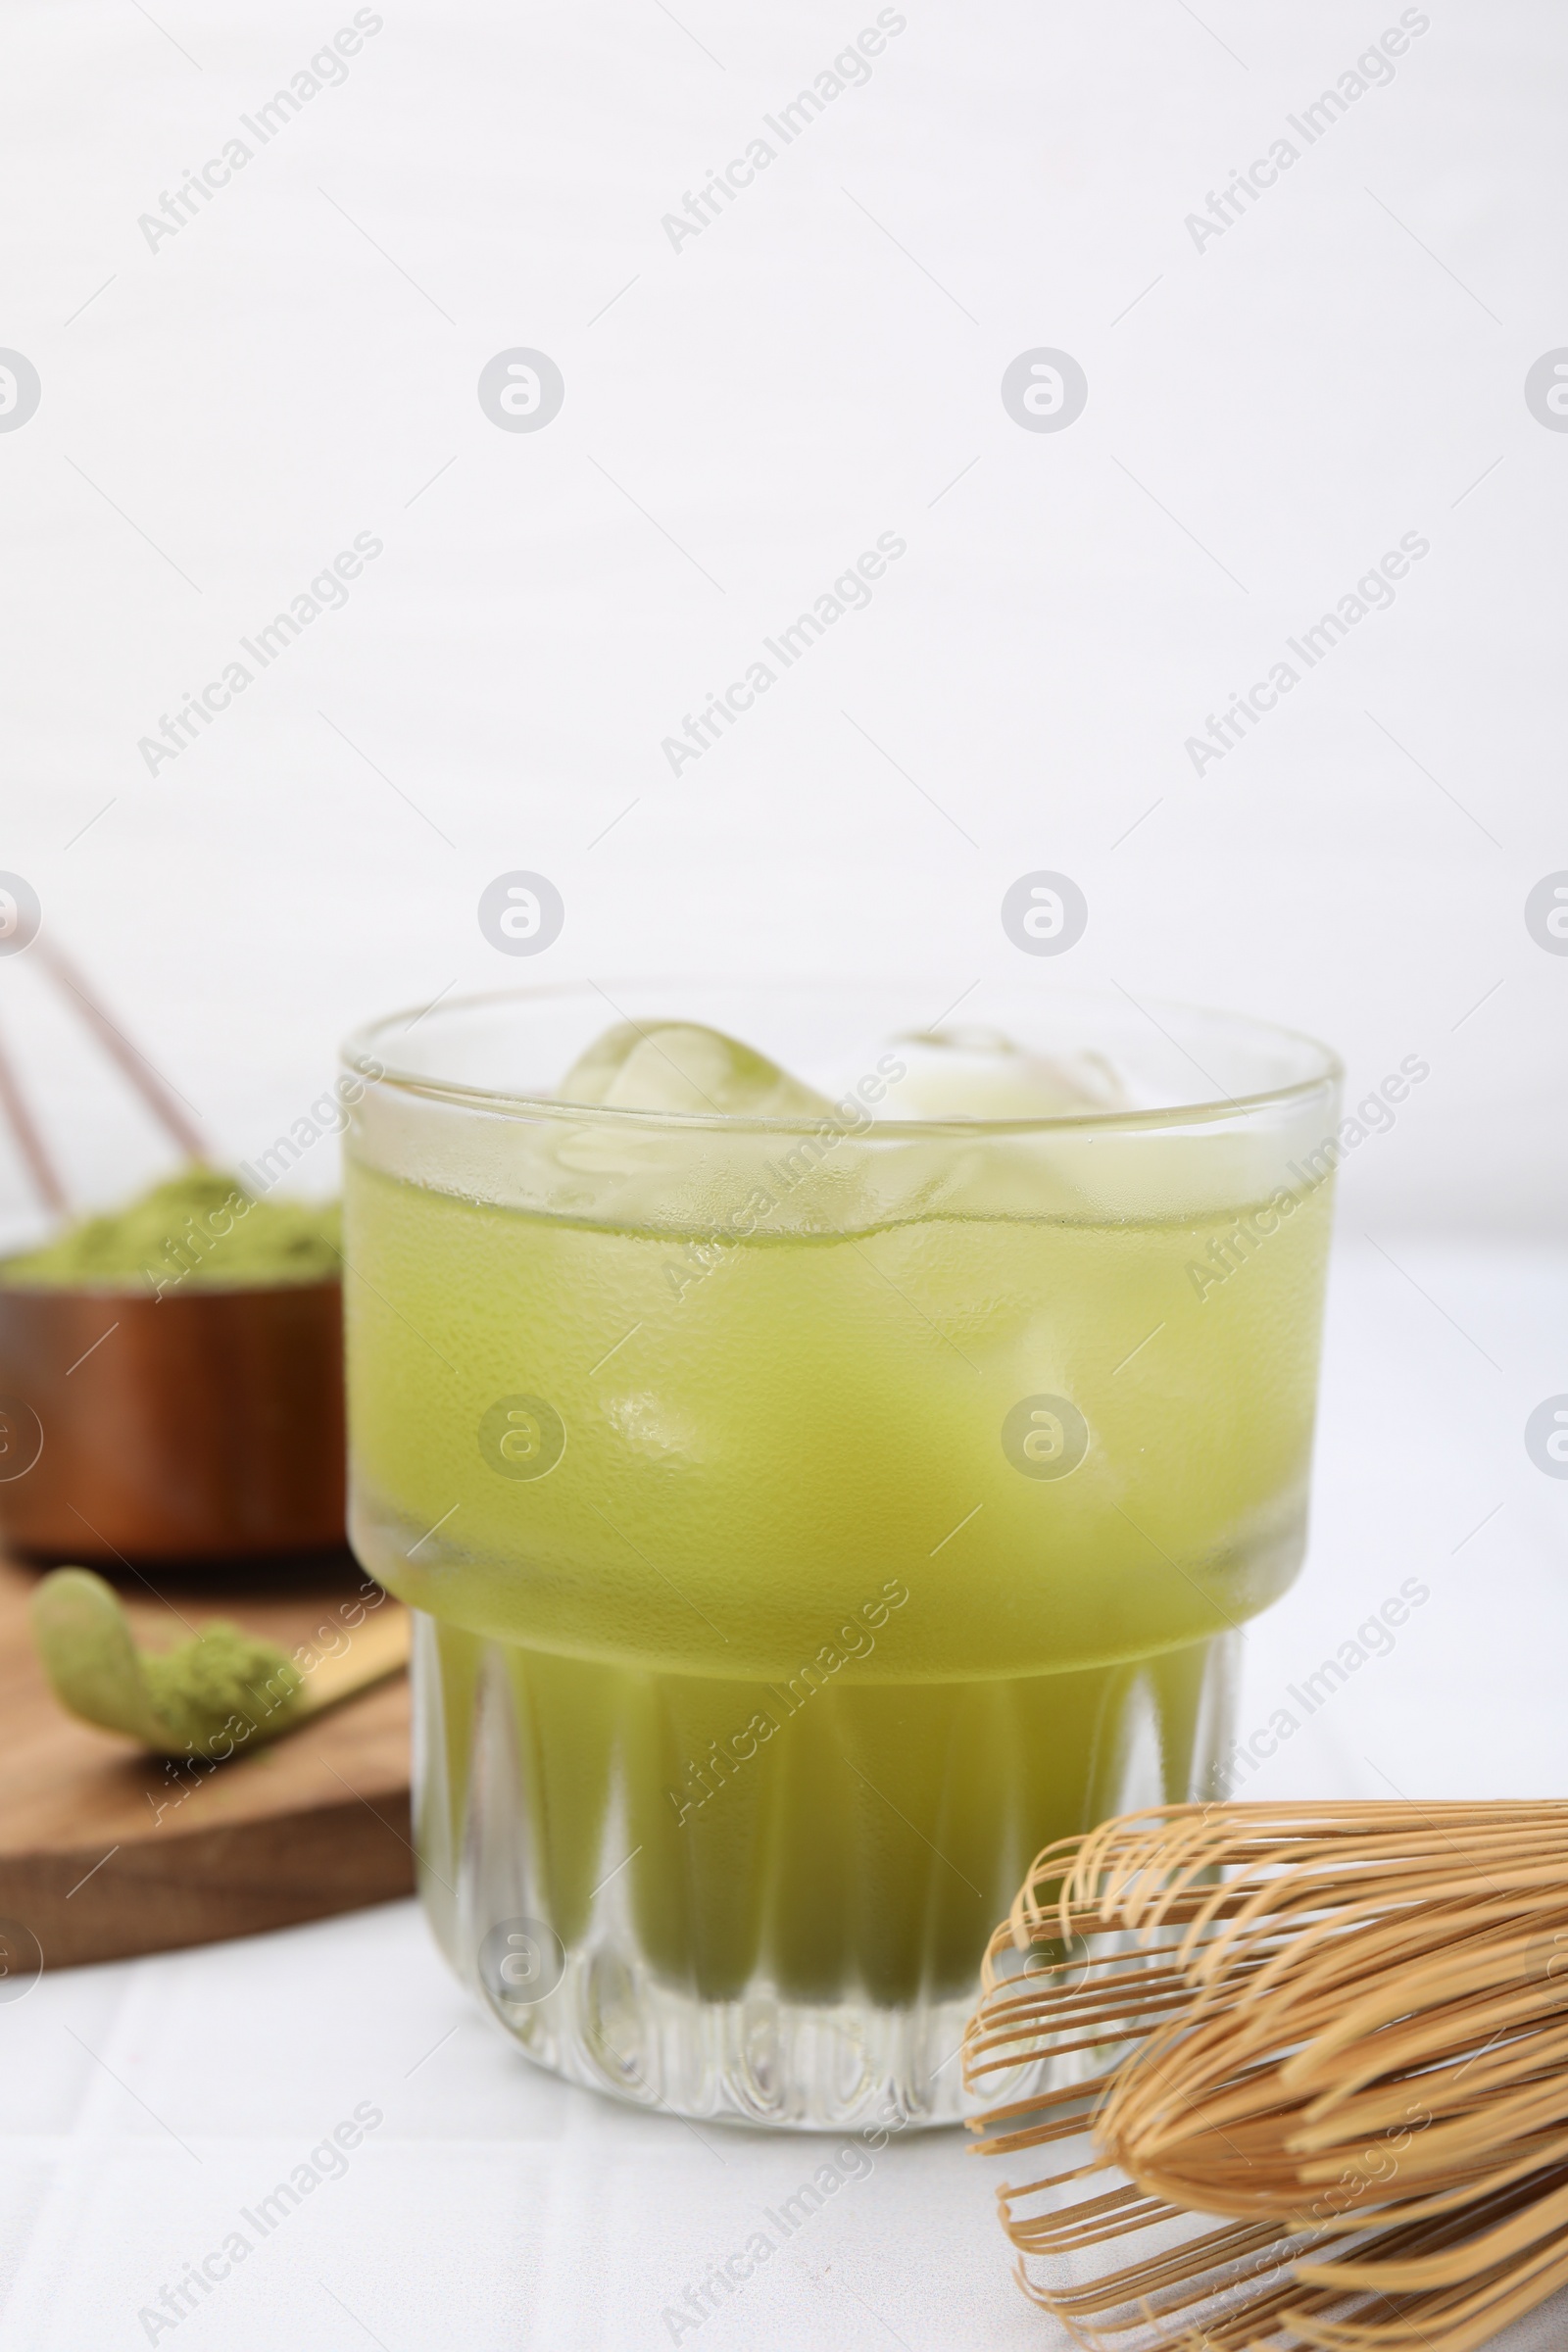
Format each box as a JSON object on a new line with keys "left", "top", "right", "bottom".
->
{"left": 0, "top": 1282, "right": 345, "bottom": 1564}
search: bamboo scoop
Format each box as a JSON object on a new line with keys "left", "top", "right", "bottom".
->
{"left": 30, "top": 1566, "right": 410, "bottom": 1760}
{"left": 964, "top": 1799, "right": 1568, "bottom": 2352}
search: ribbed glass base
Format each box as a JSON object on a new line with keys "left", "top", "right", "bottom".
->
{"left": 412, "top": 1611, "right": 1238, "bottom": 2131}
{"left": 477, "top": 1953, "right": 979, "bottom": 2131}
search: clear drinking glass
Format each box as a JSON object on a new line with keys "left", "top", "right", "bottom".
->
{"left": 340, "top": 984, "right": 1341, "bottom": 2130}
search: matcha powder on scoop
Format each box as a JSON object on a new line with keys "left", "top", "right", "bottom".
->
{"left": 1, "top": 1168, "right": 341, "bottom": 1295}
{"left": 29, "top": 1568, "right": 413, "bottom": 1760}
{"left": 31, "top": 1568, "right": 304, "bottom": 1757}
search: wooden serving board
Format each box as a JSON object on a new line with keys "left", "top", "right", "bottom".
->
{"left": 0, "top": 1551, "right": 414, "bottom": 1969}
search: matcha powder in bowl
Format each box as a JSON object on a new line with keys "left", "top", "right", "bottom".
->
{"left": 0, "top": 1168, "right": 348, "bottom": 1560}
{"left": 1, "top": 1169, "right": 341, "bottom": 1296}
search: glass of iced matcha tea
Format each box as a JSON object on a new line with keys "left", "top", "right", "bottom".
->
{"left": 341, "top": 985, "right": 1340, "bottom": 2129}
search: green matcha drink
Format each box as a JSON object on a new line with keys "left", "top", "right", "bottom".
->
{"left": 341, "top": 988, "right": 1340, "bottom": 2128}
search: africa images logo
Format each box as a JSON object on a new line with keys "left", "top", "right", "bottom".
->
{"left": 476, "top": 350, "right": 564, "bottom": 432}
{"left": 0, "top": 352, "right": 41, "bottom": 432}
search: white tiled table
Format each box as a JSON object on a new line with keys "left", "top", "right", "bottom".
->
{"left": 6, "top": 1239, "right": 1566, "bottom": 2352}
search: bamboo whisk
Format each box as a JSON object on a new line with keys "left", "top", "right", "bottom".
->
{"left": 964, "top": 1800, "right": 1568, "bottom": 2352}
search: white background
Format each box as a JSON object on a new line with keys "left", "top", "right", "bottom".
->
{"left": 0, "top": 0, "right": 1565, "bottom": 1234}
{"left": 3, "top": 4, "right": 1568, "bottom": 2346}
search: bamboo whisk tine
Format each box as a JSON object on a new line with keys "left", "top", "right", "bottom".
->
{"left": 965, "top": 1800, "right": 1568, "bottom": 2351}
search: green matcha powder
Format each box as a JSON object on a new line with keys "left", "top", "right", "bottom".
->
{"left": 1, "top": 1168, "right": 340, "bottom": 1296}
